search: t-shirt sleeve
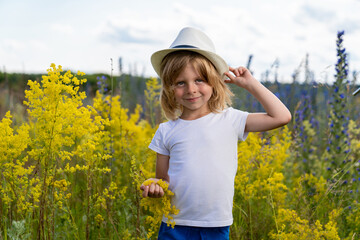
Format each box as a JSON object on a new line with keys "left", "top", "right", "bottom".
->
{"left": 148, "top": 123, "right": 170, "bottom": 156}
{"left": 228, "top": 107, "right": 249, "bottom": 141}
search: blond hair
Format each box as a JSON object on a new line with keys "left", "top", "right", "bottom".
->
{"left": 159, "top": 51, "right": 233, "bottom": 120}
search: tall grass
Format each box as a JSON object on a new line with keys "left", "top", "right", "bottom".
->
{"left": 0, "top": 32, "right": 359, "bottom": 239}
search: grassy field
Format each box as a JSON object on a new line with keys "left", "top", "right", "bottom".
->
{"left": 0, "top": 32, "right": 359, "bottom": 240}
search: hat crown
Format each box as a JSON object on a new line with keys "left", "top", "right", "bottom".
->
{"left": 169, "top": 27, "right": 216, "bottom": 52}
{"left": 150, "top": 27, "right": 228, "bottom": 79}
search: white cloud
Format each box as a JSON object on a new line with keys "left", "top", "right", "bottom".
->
{"left": 51, "top": 24, "right": 75, "bottom": 35}
{"left": 0, "top": 0, "right": 359, "bottom": 83}
{"left": 1, "top": 39, "right": 26, "bottom": 53}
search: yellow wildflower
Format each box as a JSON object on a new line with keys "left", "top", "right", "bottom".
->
{"left": 95, "top": 214, "right": 104, "bottom": 226}
{"left": 141, "top": 179, "right": 179, "bottom": 239}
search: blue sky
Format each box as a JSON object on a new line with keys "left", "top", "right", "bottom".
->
{"left": 1, "top": 0, "right": 360, "bottom": 83}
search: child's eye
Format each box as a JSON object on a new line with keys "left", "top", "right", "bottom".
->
{"left": 175, "top": 81, "right": 185, "bottom": 87}
{"left": 195, "top": 79, "right": 206, "bottom": 84}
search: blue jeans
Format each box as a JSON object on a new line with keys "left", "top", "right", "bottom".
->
{"left": 158, "top": 222, "right": 230, "bottom": 240}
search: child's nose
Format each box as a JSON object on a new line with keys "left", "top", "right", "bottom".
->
{"left": 187, "top": 82, "right": 197, "bottom": 93}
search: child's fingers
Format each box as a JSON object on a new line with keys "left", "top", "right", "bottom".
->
{"left": 140, "top": 179, "right": 166, "bottom": 198}
{"left": 154, "top": 184, "right": 161, "bottom": 197}
{"left": 229, "top": 66, "right": 247, "bottom": 75}
{"left": 228, "top": 67, "right": 238, "bottom": 77}
{"left": 149, "top": 182, "right": 156, "bottom": 195}
{"left": 150, "top": 183, "right": 160, "bottom": 197}
{"left": 233, "top": 68, "right": 241, "bottom": 77}
{"left": 224, "top": 72, "right": 235, "bottom": 82}
{"left": 142, "top": 185, "right": 149, "bottom": 198}
{"left": 153, "top": 185, "right": 164, "bottom": 198}
{"left": 159, "top": 187, "right": 165, "bottom": 197}
{"left": 147, "top": 183, "right": 165, "bottom": 198}
{"left": 238, "top": 66, "right": 247, "bottom": 75}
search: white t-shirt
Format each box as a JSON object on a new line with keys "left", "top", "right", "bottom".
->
{"left": 149, "top": 107, "right": 249, "bottom": 227}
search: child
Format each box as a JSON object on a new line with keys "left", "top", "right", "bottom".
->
{"left": 140, "top": 27, "right": 291, "bottom": 239}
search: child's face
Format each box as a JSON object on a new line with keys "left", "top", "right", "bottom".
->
{"left": 173, "top": 63, "right": 213, "bottom": 118}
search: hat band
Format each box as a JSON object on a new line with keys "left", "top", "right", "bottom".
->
{"left": 172, "top": 45, "right": 198, "bottom": 49}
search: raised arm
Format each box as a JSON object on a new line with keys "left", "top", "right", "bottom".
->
{"left": 224, "top": 66, "right": 291, "bottom": 132}
{"left": 140, "top": 153, "right": 170, "bottom": 198}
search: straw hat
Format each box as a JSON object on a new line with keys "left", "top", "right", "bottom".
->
{"left": 151, "top": 27, "right": 228, "bottom": 79}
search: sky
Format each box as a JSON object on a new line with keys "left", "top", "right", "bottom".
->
{"left": 1, "top": 0, "right": 360, "bottom": 83}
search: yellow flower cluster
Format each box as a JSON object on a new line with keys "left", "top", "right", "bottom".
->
{"left": 270, "top": 208, "right": 340, "bottom": 240}
{"left": 0, "top": 64, "right": 126, "bottom": 238}
{"left": 232, "top": 127, "right": 292, "bottom": 239}
{"left": 62, "top": 163, "right": 89, "bottom": 173}
{"left": 235, "top": 127, "right": 291, "bottom": 205}
{"left": 103, "top": 182, "right": 118, "bottom": 200}
{"left": 288, "top": 173, "right": 328, "bottom": 213}
{"left": 144, "top": 77, "right": 161, "bottom": 127}
{"left": 93, "top": 83, "right": 158, "bottom": 238}
{"left": 349, "top": 120, "right": 360, "bottom": 162}
{"left": 54, "top": 179, "right": 70, "bottom": 191}
{"left": 3, "top": 63, "right": 355, "bottom": 239}
{"left": 140, "top": 179, "right": 179, "bottom": 239}
{"left": 0, "top": 112, "right": 32, "bottom": 213}
{"left": 95, "top": 214, "right": 104, "bottom": 226}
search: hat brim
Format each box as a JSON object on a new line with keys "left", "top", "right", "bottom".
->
{"left": 151, "top": 48, "right": 229, "bottom": 80}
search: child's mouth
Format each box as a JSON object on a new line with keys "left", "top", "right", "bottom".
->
{"left": 186, "top": 97, "right": 200, "bottom": 102}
